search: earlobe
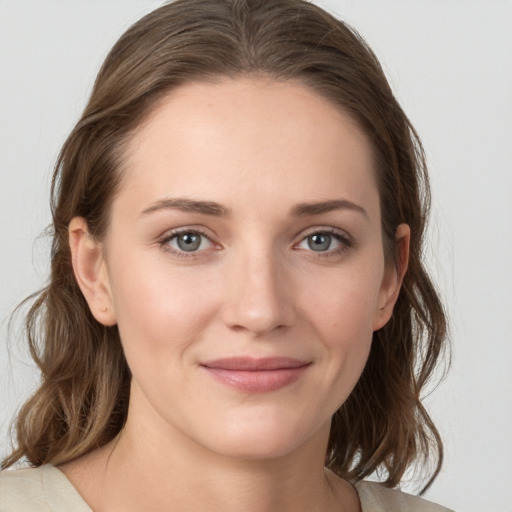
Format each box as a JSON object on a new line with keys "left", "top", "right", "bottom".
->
{"left": 372, "top": 223, "right": 410, "bottom": 331}
{"left": 68, "top": 217, "right": 117, "bottom": 326}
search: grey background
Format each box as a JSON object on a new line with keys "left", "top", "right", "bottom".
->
{"left": 1, "top": 1, "right": 511, "bottom": 511}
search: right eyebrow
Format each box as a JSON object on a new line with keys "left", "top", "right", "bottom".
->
{"left": 139, "top": 197, "right": 231, "bottom": 217}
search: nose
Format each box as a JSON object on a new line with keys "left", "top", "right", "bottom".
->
{"left": 221, "top": 248, "right": 296, "bottom": 337}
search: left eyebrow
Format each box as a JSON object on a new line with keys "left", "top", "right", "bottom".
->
{"left": 290, "top": 199, "right": 368, "bottom": 218}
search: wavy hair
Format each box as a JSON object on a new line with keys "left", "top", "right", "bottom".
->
{"left": 3, "top": 0, "right": 448, "bottom": 492}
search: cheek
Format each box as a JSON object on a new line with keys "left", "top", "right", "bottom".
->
{"left": 108, "top": 256, "right": 221, "bottom": 362}
{"left": 305, "top": 264, "right": 382, "bottom": 338}
{"left": 303, "top": 265, "right": 381, "bottom": 387}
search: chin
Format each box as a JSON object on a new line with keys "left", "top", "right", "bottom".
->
{"left": 188, "top": 412, "right": 329, "bottom": 462}
{"left": 206, "top": 435, "right": 307, "bottom": 461}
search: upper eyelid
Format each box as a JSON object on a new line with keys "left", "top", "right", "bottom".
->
{"left": 295, "top": 226, "right": 353, "bottom": 242}
{"left": 158, "top": 225, "right": 353, "bottom": 248}
{"left": 159, "top": 225, "right": 351, "bottom": 236}
{"left": 159, "top": 229, "right": 217, "bottom": 258}
{"left": 158, "top": 227, "right": 217, "bottom": 252}
{"left": 159, "top": 225, "right": 216, "bottom": 241}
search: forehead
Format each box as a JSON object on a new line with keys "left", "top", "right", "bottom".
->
{"left": 118, "top": 77, "right": 379, "bottom": 219}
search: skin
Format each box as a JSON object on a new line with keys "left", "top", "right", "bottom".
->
{"left": 64, "top": 77, "right": 409, "bottom": 512}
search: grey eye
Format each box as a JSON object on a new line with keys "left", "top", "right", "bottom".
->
{"left": 175, "top": 233, "right": 203, "bottom": 252}
{"left": 307, "top": 233, "right": 332, "bottom": 251}
{"left": 164, "top": 230, "right": 214, "bottom": 255}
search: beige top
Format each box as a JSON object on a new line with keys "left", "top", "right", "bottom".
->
{"left": 0, "top": 464, "right": 454, "bottom": 511}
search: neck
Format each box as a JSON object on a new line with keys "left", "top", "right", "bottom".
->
{"left": 60, "top": 388, "right": 360, "bottom": 512}
{"left": 104, "top": 416, "right": 335, "bottom": 512}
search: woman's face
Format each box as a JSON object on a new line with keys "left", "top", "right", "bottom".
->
{"left": 87, "top": 77, "right": 406, "bottom": 459}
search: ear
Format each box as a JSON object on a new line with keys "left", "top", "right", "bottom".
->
{"left": 372, "top": 223, "right": 410, "bottom": 331}
{"left": 68, "top": 217, "right": 117, "bottom": 326}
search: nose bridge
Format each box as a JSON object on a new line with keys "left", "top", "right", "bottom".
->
{"left": 222, "top": 239, "right": 295, "bottom": 336}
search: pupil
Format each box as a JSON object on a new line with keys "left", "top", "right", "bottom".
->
{"left": 308, "top": 234, "right": 331, "bottom": 251}
{"left": 177, "top": 233, "right": 201, "bottom": 251}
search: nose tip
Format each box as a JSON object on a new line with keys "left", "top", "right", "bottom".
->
{"left": 221, "top": 255, "right": 295, "bottom": 337}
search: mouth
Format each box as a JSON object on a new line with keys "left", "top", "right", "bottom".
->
{"left": 200, "top": 357, "right": 311, "bottom": 393}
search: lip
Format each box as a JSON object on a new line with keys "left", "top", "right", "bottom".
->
{"left": 200, "top": 357, "right": 311, "bottom": 393}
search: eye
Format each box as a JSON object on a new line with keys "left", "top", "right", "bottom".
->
{"left": 161, "top": 230, "right": 214, "bottom": 254}
{"left": 296, "top": 228, "right": 353, "bottom": 255}
{"left": 305, "top": 233, "right": 336, "bottom": 252}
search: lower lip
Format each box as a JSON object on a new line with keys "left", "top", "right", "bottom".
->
{"left": 202, "top": 365, "right": 310, "bottom": 393}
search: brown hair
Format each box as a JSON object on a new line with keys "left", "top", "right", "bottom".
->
{"left": 3, "top": 0, "right": 448, "bottom": 492}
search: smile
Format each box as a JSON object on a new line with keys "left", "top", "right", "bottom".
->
{"left": 200, "top": 357, "right": 311, "bottom": 393}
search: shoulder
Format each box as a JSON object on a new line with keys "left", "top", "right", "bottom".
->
{"left": 355, "top": 481, "right": 455, "bottom": 512}
{"left": 0, "top": 464, "right": 91, "bottom": 512}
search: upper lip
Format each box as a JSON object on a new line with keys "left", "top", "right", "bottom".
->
{"left": 200, "top": 357, "right": 310, "bottom": 371}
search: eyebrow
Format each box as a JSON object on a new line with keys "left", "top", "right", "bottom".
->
{"left": 140, "top": 197, "right": 367, "bottom": 219}
{"left": 140, "top": 197, "right": 231, "bottom": 217}
{"left": 291, "top": 199, "right": 368, "bottom": 218}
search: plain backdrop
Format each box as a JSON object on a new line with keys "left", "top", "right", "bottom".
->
{"left": 1, "top": 1, "right": 511, "bottom": 511}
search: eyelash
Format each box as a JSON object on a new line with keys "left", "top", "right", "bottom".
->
{"left": 159, "top": 227, "right": 215, "bottom": 259}
{"left": 294, "top": 227, "right": 354, "bottom": 258}
{"left": 158, "top": 227, "right": 353, "bottom": 259}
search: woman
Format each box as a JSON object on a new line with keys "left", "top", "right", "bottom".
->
{"left": 0, "top": 1, "right": 452, "bottom": 510}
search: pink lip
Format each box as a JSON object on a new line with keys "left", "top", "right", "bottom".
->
{"left": 200, "top": 357, "right": 311, "bottom": 393}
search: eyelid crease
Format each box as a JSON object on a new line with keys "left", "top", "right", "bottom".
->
{"left": 296, "top": 225, "right": 353, "bottom": 241}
